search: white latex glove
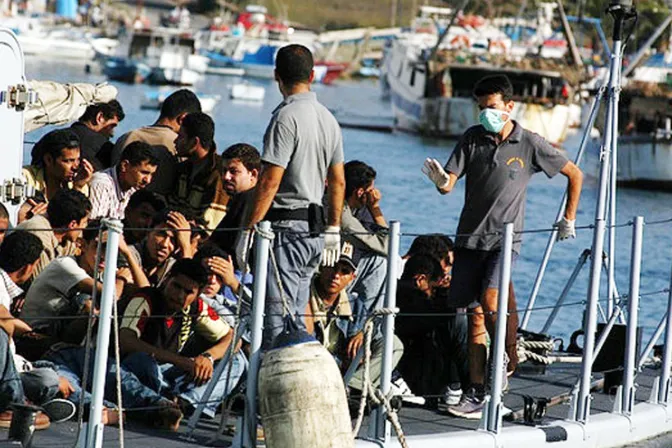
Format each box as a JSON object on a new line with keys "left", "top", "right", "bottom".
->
{"left": 421, "top": 158, "right": 450, "bottom": 190}
{"left": 555, "top": 217, "right": 576, "bottom": 241}
{"left": 234, "top": 229, "right": 253, "bottom": 270}
{"left": 321, "top": 226, "right": 341, "bottom": 267}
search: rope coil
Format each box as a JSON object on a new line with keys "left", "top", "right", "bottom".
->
{"left": 352, "top": 312, "right": 409, "bottom": 448}
{"left": 517, "top": 338, "right": 555, "bottom": 366}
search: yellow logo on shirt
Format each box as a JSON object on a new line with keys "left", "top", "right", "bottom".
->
{"left": 506, "top": 157, "right": 525, "bottom": 168}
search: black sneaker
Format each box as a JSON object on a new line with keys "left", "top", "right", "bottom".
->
{"left": 41, "top": 399, "right": 76, "bottom": 423}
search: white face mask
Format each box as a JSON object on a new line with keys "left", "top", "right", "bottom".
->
{"left": 478, "top": 108, "right": 510, "bottom": 133}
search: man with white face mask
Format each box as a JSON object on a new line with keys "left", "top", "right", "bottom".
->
{"left": 422, "top": 74, "right": 584, "bottom": 419}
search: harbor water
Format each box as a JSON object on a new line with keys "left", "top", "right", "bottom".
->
{"left": 25, "top": 59, "right": 672, "bottom": 346}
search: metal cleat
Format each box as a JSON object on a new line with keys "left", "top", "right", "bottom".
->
{"left": 0, "top": 84, "right": 38, "bottom": 111}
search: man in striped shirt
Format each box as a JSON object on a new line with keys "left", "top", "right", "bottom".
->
{"left": 89, "top": 141, "right": 159, "bottom": 220}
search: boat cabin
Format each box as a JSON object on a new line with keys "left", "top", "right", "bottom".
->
{"left": 120, "top": 29, "right": 198, "bottom": 64}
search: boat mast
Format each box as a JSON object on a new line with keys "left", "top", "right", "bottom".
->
{"left": 426, "top": 0, "right": 470, "bottom": 64}
{"left": 622, "top": 12, "right": 672, "bottom": 77}
{"left": 557, "top": 0, "right": 584, "bottom": 68}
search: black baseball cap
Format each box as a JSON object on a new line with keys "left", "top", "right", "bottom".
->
{"left": 338, "top": 241, "right": 361, "bottom": 271}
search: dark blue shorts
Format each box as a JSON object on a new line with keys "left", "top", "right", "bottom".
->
{"left": 447, "top": 247, "right": 518, "bottom": 308}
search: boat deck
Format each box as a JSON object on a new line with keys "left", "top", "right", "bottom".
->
{"left": 9, "top": 362, "right": 666, "bottom": 447}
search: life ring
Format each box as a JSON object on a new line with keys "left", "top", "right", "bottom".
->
{"left": 450, "top": 34, "right": 470, "bottom": 48}
{"left": 489, "top": 40, "right": 508, "bottom": 53}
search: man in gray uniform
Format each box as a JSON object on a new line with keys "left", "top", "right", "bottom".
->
{"left": 423, "top": 74, "right": 583, "bottom": 419}
{"left": 236, "top": 44, "right": 346, "bottom": 348}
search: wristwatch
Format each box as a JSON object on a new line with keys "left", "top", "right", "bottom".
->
{"left": 200, "top": 352, "right": 214, "bottom": 364}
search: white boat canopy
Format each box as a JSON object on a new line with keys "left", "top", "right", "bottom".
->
{"left": 23, "top": 81, "right": 118, "bottom": 133}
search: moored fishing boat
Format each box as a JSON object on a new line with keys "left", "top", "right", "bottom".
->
{"left": 101, "top": 28, "right": 208, "bottom": 86}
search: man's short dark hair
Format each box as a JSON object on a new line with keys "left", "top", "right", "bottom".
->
{"left": 406, "top": 234, "right": 452, "bottom": 263}
{"left": 119, "top": 141, "right": 159, "bottom": 167}
{"left": 473, "top": 75, "right": 514, "bottom": 102}
{"left": 159, "top": 89, "right": 202, "bottom": 120}
{"left": 222, "top": 143, "right": 261, "bottom": 172}
{"left": 0, "top": 203, "right": 8, "bottom": 221}
{"left": 401, "top": 254, "right": 443, "bottom": 282}
{"left": 194, "top": 242, "right": 229, "bottom": 263}
{"left": 344, "top": 160, "right": 377, "bottom": 199}
{"left": 275, "top": 44, "right": 314, "bottom": 86}
{"left": 127, "top": 190, "right": 166, "bottom": 213}
{"left": 150, "top": 208, "right": 188, "bottom": 229}
{"left": 79, "top": 100, "right": 125, "bottom": 124}
{"left": 0, "top": 231, "right": 43, "bottom": 274}
{"left": 81, "top": 219, "right": 104, "bottom": 243}
{"left": 31, "top": 129, "right": 80, "bottom": 167}
{"left": 182, "top": 112, "right": 215, "bottom": 151}
{"left": 167, "top": 258, "right": 209, "bottom": 287}
{"left": 47, "top": 189, "right": 91, "bottom": 228}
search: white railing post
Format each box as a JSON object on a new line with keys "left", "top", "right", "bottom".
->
{"left": 658, "top": 245, "right": 672, "bottom": 404}
{"left": 486, "top": 223, "right": 514, "bottom": 433}
{"left": 85, "top": 219, "right": 122, "bottom": 448}
{"left": 242, "top": 221, "right": 271, "bottom": 448}
{"left": 622, "top": 217, "right": 643, "bottom": 415}
{"left": 374, "top": 221, "right": 401, "bottom": 443}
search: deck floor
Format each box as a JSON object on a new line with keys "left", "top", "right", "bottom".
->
{"left": 6, "top": 363, "right": 666, "bottom": 448}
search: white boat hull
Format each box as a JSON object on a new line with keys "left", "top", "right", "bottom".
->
{"left": 205, "top": 66, "right": 246, "bottom": 77}
{"left": 141, "top": 90, "right": 220, "bottom": 113}
{"left": 230, "top": 83, "right": 265, "bottom": 101}
{"left": 159, "top": 67, "right": 201, "bottom": 85}
{"left": 241, "top": 63, "right": 275, "bottom": 79}
{"left": 591, "top": 135, "right": 672, "bottom": 190}
{"left": 17, "top": 34, "right": 94, "bottom": 60}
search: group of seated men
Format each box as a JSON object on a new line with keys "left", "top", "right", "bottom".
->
{"left": 0, "top": 89, "right": 476, "bottom": 433}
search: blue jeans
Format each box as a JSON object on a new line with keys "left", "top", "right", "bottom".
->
{"left": 347, "top": 253, "right": 388, "bottom": 335}
{"left": 348, "top": 335, "right": 403, "bottom": 391}
{"left": 264, "top": 220, "right": 323, "bottom": 348}
{"left": 0, "top": 329, "right": 24, "bottom": 411}
{"left": 45, "top": 346, "right": 166, "bottom": 412}
{"left": 21, "top": 362, "right": 60, "bottom": 405}
{"left": 122, "top": 351, "right": 247, "bottom": 418}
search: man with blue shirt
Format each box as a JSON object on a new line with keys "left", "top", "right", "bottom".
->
{"left": 423, "top": 74, "right": 584, "bottom": 419}
{"left": 236, "top": 44, "right": 346, "bottom": 348}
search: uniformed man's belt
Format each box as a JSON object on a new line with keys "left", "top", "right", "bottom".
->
{"left": 265, "top": 205, "right": 326, "bottom": 237}
{"left": 265, "top": 207, "right": 311, "bottom": 222}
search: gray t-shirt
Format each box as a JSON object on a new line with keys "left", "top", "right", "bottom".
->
{"left": 262, "top": 92, "right": 344, "bottom": 210}
{"left": 445, "top": 122, "right": 568, "bottom": 253}
{"left": 21, "top": 256, "right": 90, "bottom": 330}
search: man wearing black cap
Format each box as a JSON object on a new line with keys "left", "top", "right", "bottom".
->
{"left": 304, "top": 241, "right": 403, "bottom": 393}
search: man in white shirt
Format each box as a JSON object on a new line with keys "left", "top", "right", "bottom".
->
{"left": 21, "top": 220, "right": 147, "bottom": 346}
{"left": 89, "top": 141, "right": 159, "bottom": 220}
